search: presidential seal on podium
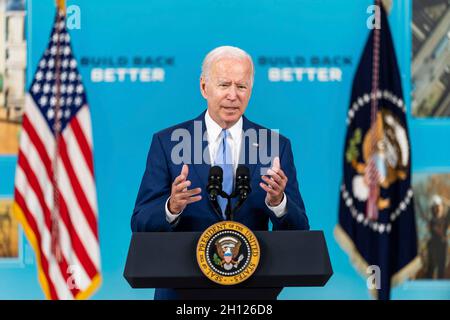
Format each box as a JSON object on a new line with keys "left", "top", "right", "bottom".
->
{"left": 196, "top": 221, "right": 260, "bottom": 285}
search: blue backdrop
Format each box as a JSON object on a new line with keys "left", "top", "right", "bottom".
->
{"left": 0, "top": 0, "right": 449, "bottom": 299}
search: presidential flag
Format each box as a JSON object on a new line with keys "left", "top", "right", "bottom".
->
{"left": 13, "top": 6, "right": 101, "bottom": 299}
{"left": 335, "top": 2, "right": 420, "bottom": 300}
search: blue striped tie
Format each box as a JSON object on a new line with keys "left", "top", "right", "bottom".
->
{"left": 215, "top": 129, "right": 233, "bottom": 219}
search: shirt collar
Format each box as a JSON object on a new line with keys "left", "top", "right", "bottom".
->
{"left": 205, "top": 109, "right": 243, "bottom": 142}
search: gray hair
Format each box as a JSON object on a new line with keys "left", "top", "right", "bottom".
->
{"left": 201, "top": 46, "right": 254, "bottom": 86}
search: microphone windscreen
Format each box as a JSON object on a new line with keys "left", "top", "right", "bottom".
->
{"left": 209, "top": 165, "right": 223, "bottom": 178}
{"left": 236, "top": 165, "right": 250, "bottom": 178}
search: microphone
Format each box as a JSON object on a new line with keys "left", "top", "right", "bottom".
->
{"left": 235, "top": 165, "right": 251, "bottom": 200}
{"left": 207, "top": 166, "right": 223, "bottom": 201}
{"left": 207, "top": 166, "right": 224, "bottom": 220}
{"left": 231, "top": 165, "right": 251, "bottom": 219}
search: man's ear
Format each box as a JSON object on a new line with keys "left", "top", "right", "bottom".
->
{"left": 200, "top": 77, "right": 208, "bottom": 99}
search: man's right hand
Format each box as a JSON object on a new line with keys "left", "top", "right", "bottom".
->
{"left": 168, "top": 164, "right": 202, "bottom": 215}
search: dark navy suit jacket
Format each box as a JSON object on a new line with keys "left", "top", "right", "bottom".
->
{"left": 131, "top": 111, "right": 309, "bottom": 299}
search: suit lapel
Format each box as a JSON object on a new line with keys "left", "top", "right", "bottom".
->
{"left": 187, "top": 111, "right": 218, "bottom": 218}
{"left": 240, "top": 115, "right": 259, "bottom": 181}
{"left": 188, "top": 111, "right": 210, "bottom": 188}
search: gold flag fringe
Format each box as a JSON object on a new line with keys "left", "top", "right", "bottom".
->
{"left": 334, "top": 224, "right": 422, "bottom": 299}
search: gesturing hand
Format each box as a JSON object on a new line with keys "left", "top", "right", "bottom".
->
{"left": 168, "top": 164, "right": 202, "bottom": 214}
{"left": 259, "top": 157, "right": 288, "bottom": 207}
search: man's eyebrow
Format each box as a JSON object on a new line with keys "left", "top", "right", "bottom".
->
{"left": 217, "top": 79, "right": 231, "bottom": 84}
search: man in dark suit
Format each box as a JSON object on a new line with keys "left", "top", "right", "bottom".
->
{"left": 131, "top": 46, "right": 309, "bottom": 299}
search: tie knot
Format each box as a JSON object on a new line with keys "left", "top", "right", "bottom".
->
{"left": 222, "top": 129, "right": 229, "bottom": 139}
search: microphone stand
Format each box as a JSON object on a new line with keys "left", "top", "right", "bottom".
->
{"left": 217, "top": 191, "right": 233, "bottom": 221}
{"left": 218, "top": 190, "right": 246, "bottom": 221}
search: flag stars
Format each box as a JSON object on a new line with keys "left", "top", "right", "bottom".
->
{"left": 39, "top": 95, "right": 48, "bottom": 106}
{"left": 378, "top": 224, "right": 385, "bottom": 234}
{"left": 43, "top": 83, "right": 51, "bottom": 94}
{"left": 340, "top": 185, "right": 400, "bottom": 234}
{"left": 50, "top": 96, "right": 57, "bottom": 107}
{"left": 55, "top": 20, "right": 65, "bottom": 31}
{"left": 345, "top": 198, "right": 353, "bottom": 207}
{"left": 50, "top": 46, "right": 57, "bottom": 55}
{"left": 357, "top": 97, "right": 364, "bottom": 107}
{"left": 47, "top": 108, "right": 55, "bottom": 119}
{"left": 62, "top": 59, "right": 69, "bottom": 69}
{"left": 392, "top": 96, "right": 398, "bottom": 105}
{"left": 67, "top": 84, "right": 74, "bottom": 94}
{"left": 76, "top": 84, "right": 84, "bottom": 94}
{"left": 45, "top": 71, "right": 53, "bottom": 81}
{"left": 69, "top": 72, "right": 77, "bottom": 81}
{"left": 29, "top": 15, "right": 89, "bottom": 141}
{"left": 357, "top": 214, "right": 364, "bottom": 223}
{"left": 348, "top": 109, "right": 354, "bottom": 118}
{"left": 74, "top": 96, "right": 82, "bottom": 106}
{"left": 63, "top": 46, "right": 71, "bottom": 56}
{"left": 32, "top": 83, "right": 41, "bottom": 94}
{"left": 35, "top": 71, "right": 43, "bottom": 82}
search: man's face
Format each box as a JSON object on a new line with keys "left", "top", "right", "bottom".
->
{"left": 200, "top": 57, "right": 253, "bottom": 128}
{"left": 432, "top": 204, "right": 444, "bottom": 217}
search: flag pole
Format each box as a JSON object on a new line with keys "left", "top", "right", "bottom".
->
{"left": 51, "top": 0, "right": 66, "bottom": 263}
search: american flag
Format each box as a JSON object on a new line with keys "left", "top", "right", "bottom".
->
{"left": 13, "top": 8, "right": 101, "bottom": 299}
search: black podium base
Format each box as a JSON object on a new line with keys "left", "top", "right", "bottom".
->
{"left": 174, "top": 288, "right": 282, "bottom": 300}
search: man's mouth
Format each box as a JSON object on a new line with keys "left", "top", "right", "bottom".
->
{"left": 222, "top": 106, "right": 239, "bottom": 110}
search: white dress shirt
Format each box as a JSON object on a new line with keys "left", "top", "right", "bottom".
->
{"left": 166, "top": 110, "right": 287, "bottom": 223}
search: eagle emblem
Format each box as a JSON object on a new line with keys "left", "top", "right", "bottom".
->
{"left": 213, "top": 236, "right": 244, "bottom": 271}
{"left": 346, "top": 108, "right": 409, "bottom": 220}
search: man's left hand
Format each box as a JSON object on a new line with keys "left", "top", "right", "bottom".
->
{"left": 260, "top": 157, "right": 287, "bottom": 206}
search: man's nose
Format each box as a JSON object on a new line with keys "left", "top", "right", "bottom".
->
{"left": 226, "top": 85, "right": 237, "bottom": 100}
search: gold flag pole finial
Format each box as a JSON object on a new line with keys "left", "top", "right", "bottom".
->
{"left": 55, "top": 0, "right": 66, "bottom": 12}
